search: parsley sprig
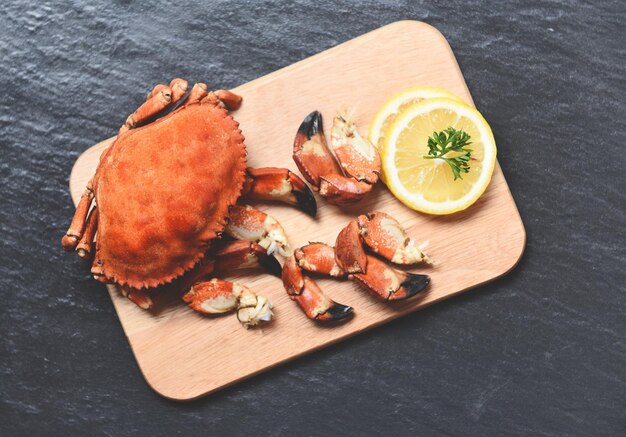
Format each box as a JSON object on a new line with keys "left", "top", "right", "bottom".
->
{"left": 423, "top": 127, "right": 473, "bottom": 180}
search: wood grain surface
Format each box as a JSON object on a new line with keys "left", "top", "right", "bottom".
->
{"left": 68, "top": 21, "right": 525, "bottom": 400}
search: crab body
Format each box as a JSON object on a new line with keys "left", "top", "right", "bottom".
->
{"left": 62, "top": 79, "right": 315, "bottom": 327}
{"left": 93, "top": 99, "right": 247, "bottom": 288}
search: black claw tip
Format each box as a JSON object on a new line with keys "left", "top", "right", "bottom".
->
{"left": 298, "top": 110, "right": 323, "bottom": 138}
{"left": 401, "top": 273, "right": 430, "bottom": 298}
{"left": 259, "top": 254, "right": 282, "bottom": 277}
{"left": 319, "top": 302, "right": 354, "bottom": 322}
{"left": 294, "top": 184, "right": 317, "bottom": 217}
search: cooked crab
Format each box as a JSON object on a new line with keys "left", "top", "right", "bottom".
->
{"left": 282, "top": 211, "right": 431, "bottom": 321}
{"left": 293, "top": 110, "right": 381, "bottom": 204}
{"left": 62, "top": 78, "right": 316, "bottom": 327}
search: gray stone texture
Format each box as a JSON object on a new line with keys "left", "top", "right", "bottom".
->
{"left": 1, "top": 0, "right": 624, "bottom": 435}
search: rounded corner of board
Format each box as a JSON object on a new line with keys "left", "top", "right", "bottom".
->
{"left": 500, "top": 221, "right": 527, "bottom": 280}
{"left": 512, "top": 222, "right": 527, "bottom": 265}
{"left": 386, "top": 20, "right": 451, "bottom": 43}
{"left": 139, "top": 371, "right": 205, "bottom": 402}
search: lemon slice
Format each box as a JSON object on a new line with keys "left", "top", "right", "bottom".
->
{"left": 382, "top": 98, "right": 497, "bottom": 215}
{"left": 368, "top": 86, "right": 465, "bottom": 153}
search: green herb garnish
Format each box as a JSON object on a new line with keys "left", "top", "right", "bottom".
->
{"left": 423, "top": 127, "right": 473, "bottom": 180}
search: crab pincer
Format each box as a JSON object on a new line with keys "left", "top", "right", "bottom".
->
{"left": 282, "top": 256, "right": 353, "bottom": 322}
{"left": 282, "top": 211, "right": 431, "bottom": 322}
{"left": 183, "top": 279, "right": 273, "bottom": 328}
{"left": 293, "top": 110, "right": 381, "bottom": 205}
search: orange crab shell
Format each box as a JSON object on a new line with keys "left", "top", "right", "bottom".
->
{"left": 92, "top": 101, "right": 247, "bottom": 289}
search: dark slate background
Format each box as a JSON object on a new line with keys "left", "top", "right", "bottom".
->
{"left": 1, "top": 0, "right": 624, "bottom": 435}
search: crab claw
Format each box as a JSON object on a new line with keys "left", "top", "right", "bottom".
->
{"left": 243, "top": 167, "right": 317, "bottom": 217}
{"left": 330, "top": 109, "right": 380, "bottom": 185}
{"left": 333, "top": 214, "right": 431, "bottom": 301}
{"left": 357, "top": 212, "right": 430, "bottom": 265}
{"left": 319, "top": 174, "right": 374, "bottom": 205}
{"left": 226, "top": 205, "right": 292, "bottom": 257}
{"left": 293, "top": 110, "right": 380, "bottom": 205}
{"left": 313, "top": 294, "right": 354, "bottom": 321}
{"left": 282, "top": 256, "right": 353, "bottom": 321}
{"left": 294, "top": 243, "right": 345, "bottom": 277}
{"left": 351, "top": 255, "right": 430, "bottom": 301}
{"left": 183, "top": 279, "right": 273, "bottom": 328}
{"left": 237, "top": 294, "right": 273, "bottom": 327}
{"left": 335, "top": 220, "right": 368, "bottom": 274}
{"left": 293, "top": 111, "right": 344, "bottom": 188}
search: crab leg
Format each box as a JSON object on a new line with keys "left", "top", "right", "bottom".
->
{"left": 147, "top": 78, "right": 188, "bottom": 103}
{"left": 185, "top": 82, "right": 209, "bottom": 104}
{"left": 183, "top": 279, "right": 273, "bottom": 328}
{"left": 214, "top": 90, "right": 243, "bottom": 111}
{"left": 225, "top": 204, "right": 292, "bottom": 257}
{"left": 282, "top": 255, "right": 353, "bottom": 321}
{"left": 168, "top": 78, "right": 188, "bottom": 103}
{"left": 119, "top": 79, "right": 189, "bottom": 134}
{"left": 199, "top": 89, "right": 243, "bottom": 111}
{"left": 61, "top": 180, "right": 94, "bottom": 251}
{"left": 293, "top": 110, "right": 381, "bottom": 205}
{"left": 76, "top": 206, "right": 99, "bottom": 260}
{"left": 146, "top": 84, "right": 169, "bottom": 100}
{"left": 242, "top": 167, "right": 317, "bottom": 217}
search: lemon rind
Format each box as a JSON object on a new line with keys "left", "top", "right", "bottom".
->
{"left": 368, "top": 86, "right": 466, "bottom": 147}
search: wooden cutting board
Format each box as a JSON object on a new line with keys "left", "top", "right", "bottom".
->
{"left": 68, "top": 21, "right": 525, "bottom": 400}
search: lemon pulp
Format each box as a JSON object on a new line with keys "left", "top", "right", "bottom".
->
{"left": 382, "top": 98, "right": 496, "bottom": 214}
